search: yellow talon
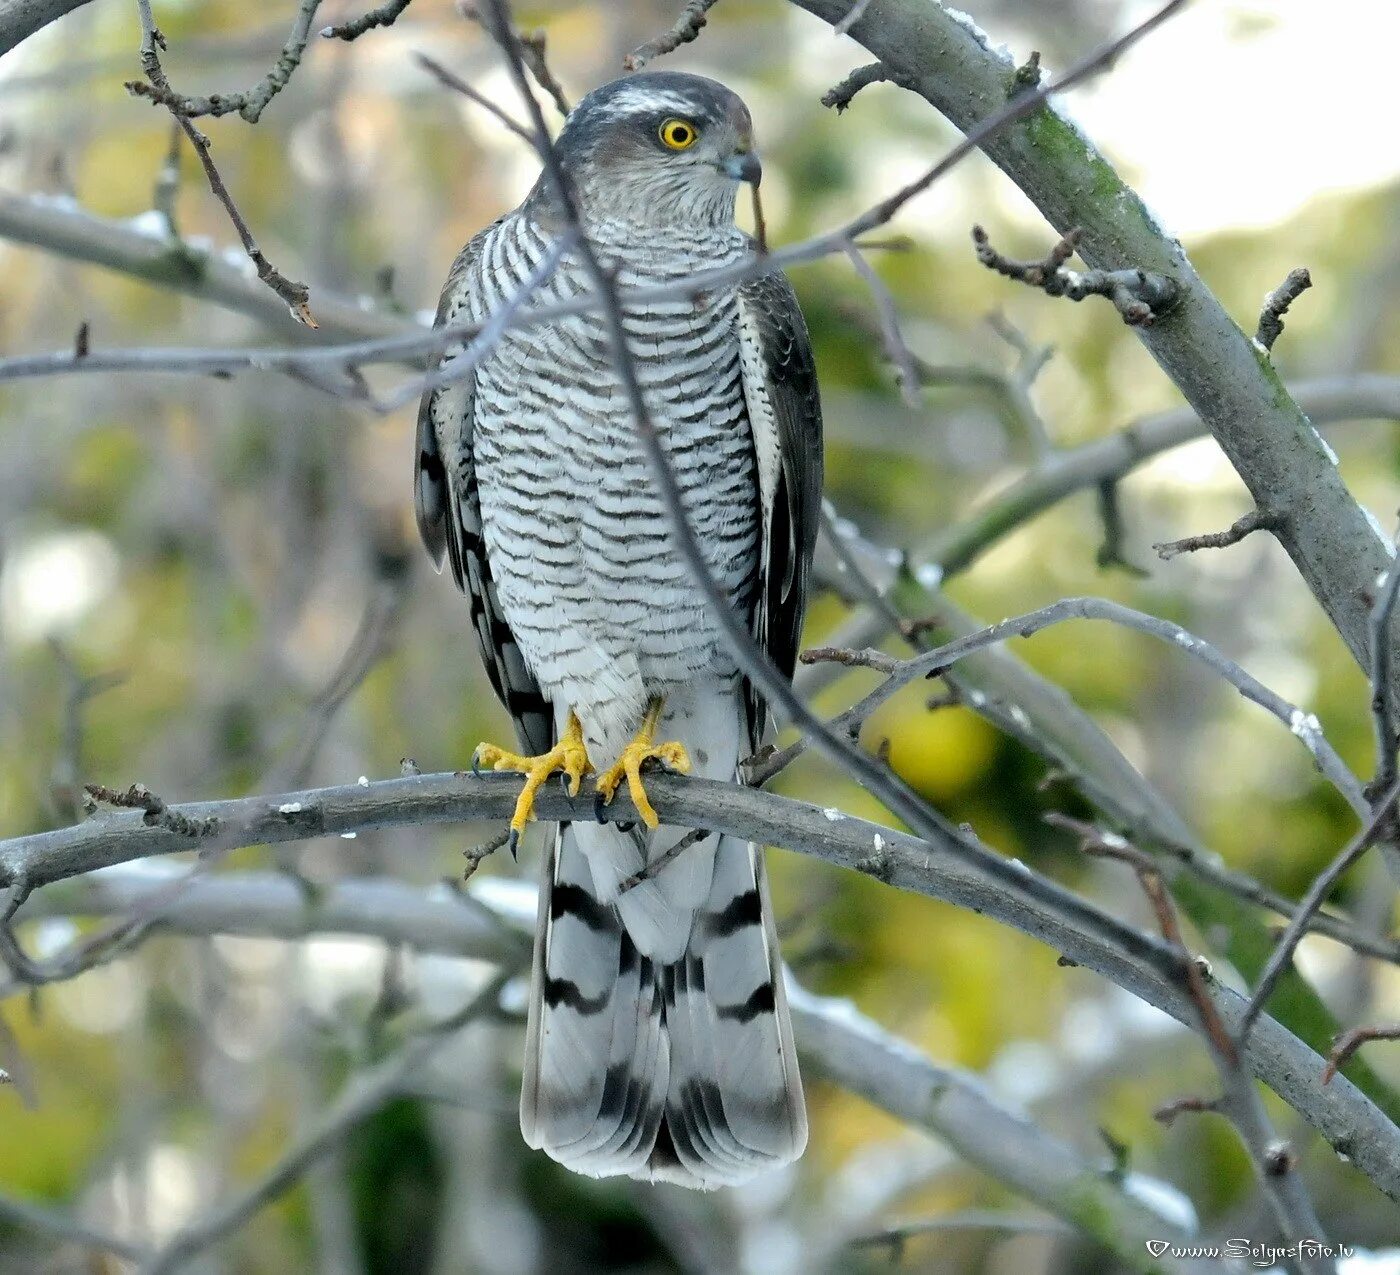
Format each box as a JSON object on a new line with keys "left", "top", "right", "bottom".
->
{"left": 595, "top": 696, "right": 691, "bottom": 830}
{"left": 475, "top": 710, "right": 593, "bottom": 850}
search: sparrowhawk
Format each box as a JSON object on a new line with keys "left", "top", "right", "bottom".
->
{"left": 415, "top": 71, "right": 822, "bottom": 1188}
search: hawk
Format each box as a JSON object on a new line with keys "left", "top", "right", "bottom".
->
{"left": 415, "top": 72, "right": 822, "bottom": 1188}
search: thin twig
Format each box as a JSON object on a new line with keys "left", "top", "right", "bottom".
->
{"left": 842, "top": 238, "right": 919, "bottom": 406}
{"left": 1154, "top": 509, "right": 1277, "bottom": 561}
{"left": 143, "top": 970, "right": 513, "bottom": 1274}
{"left": 1049, "top": 814, "right": 1335, "bottom": 1270}
{"left": 127, "top": 0, "right": 325, "bottom": 123}
{"left": 973, "top": 224, "right": 1179, "bottom": 326}
{"left": 321, "top": 0, "right": 414, "bottom": 41}
{"left": 127, "top": 3, "right": 318, "bottom": 325}
{"left": 1047, "top": 813, "right": 1235, "bottom": 1062}
{"left": 1255, "top": 267, "right": 1313, "bottom": 354}
{"left": 1323, "top": 1023, "right": 1400, "bottom": 1085}
{"left": 624, "top": 0, "right": 720, "bottom": 70}
{"left": 518, "top": 29, "right": 570, "bottom": 117}
{"left": 619, "top": 827, "right": 709, "bottom": 894}
{"left": 821, "top": 62, "right": 890, "bottom": 112}
{"left": 1237, "top": 777, "right": 1400, "bottom": 1045}
{"left": 833, "top": 0, "right": 875, "bottom": 35}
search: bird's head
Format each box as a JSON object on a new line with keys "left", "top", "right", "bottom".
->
{"left": 541, "top": 71, "right": 760, "bottom": 228}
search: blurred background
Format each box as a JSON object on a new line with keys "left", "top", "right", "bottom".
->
{"left": 2, "top": 0, "right": 1400, "bottom": 1270}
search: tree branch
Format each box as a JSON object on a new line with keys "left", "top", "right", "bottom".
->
{"left": 1256, "top": 266, "right": 1313, "bottom": 355}
{"left": 972, "top": 224, "right": 1178, "bottom": 326}
{"left": 126, "top": 0, "right": 325, "bottom": 124}
{"left": 791, "top": 0, "right": 1396, "bottom": 685}
{"left": 144, "top": 969, "right": 515, "bottom": 1274}
{"left": 4, "top": 769, "right": 1399, "bottom": 1201}
{"left": 2, "top": 865, "right": 1242, "bottom": 1273}
{"left": 0, "top": 0, "right": 94, "bottom": 58}
{"left": 624, "top": 0, "right": 721, "bottom": 71}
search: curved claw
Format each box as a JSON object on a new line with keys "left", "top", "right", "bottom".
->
{"left": 472, "top": 711, "right": 592, "bottom": 851}
{"left": 507, "top": 828, "right": 520, "bottom": 861}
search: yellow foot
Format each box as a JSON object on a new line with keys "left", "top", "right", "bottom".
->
{"left": 474, "top": 711, "right": 592, "bottom": 855}
{"left": 594, "top": 697, "right": 690, "bottom": 830}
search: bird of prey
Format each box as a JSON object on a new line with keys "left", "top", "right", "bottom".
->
{"left": 415, "top": 71, "right": 822, "bottom": 1188}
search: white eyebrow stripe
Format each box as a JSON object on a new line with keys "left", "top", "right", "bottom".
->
{"left": 591, "top": 89, "right": 700, "bottom": 119}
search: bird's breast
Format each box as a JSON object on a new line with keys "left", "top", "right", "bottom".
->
{"left": 470, "top": 213, "right": 761, "bottom": 710}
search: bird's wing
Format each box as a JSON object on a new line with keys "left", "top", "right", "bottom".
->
{"left": 736, "top": 269, "right": 824, "bottom": 741}
{"left": 415, "top": 220, "right": 552, "bottom": 754}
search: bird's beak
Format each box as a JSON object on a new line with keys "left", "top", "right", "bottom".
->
{"left": 723, "top": 148, "right": 762, "bottom": 185}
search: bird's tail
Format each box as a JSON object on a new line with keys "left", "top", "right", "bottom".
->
{"left": 520, "top": 822, "right": 806, "bottom": 1188}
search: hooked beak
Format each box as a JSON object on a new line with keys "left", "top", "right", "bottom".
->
{"left": 722, "top": 149, "right": 762, "bottom": 185}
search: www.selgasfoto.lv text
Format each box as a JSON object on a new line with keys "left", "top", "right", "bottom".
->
{"left": 1145, "top": 1238, "right": 1356, "bottom": 1265}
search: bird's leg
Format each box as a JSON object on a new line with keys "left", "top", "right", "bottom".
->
{"left": 474, "top": 710, "right": 593, "bottom": 855}
{"left": 594, "top": 696, "right": 691, "bottom": 830}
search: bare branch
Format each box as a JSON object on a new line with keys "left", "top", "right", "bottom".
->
{"left": 799, "top": 594, "right": 1368, "bottom": 818}
{"left": 1255, "top": 267, "right": 1313, "bottom": 354}
{"left": 126, "top": 0, "right": 325, "bottom": 123}
{"left": 624, "top": 0, "right": 721, "bottom": 71}
{"left": 841, "top": 239, "right": 920, "bottom": 406}
{"left": 1154, "top": 509, "right": 1278, "bottom": 561}
{"left": 1370, "top": 554, "right": 1400, "bottom": 795}
{"left": 321, "top": 0, "right": 414, "bottom": 41}
{"left": 144, "top": 970, "right": 514, "bottom": 1274}
{"left": 4, "top": 769, "right": 1398, "bottom": 1201}
{"left": 518, "top": 28, "right": 570, "bottom": 117}
{"left": 0, "top": 0, "right": 95, "bottom": 58}
{"left": 127, "top": 3, "right": 319, "bottom": 326}
{"left": 1324, "top": 1024, "right": 1400, "bottom": 1086}
{"left": 972, "top": 225, "right": 1179, "bottom": 326}
{"left": 821, "top": 62, "right": 890, "bottom": 113}
{"left": 1238, "top": 777, "right": 1400, "bottom": 1044}
{"left": 1049, "top": 815, "right": 1334, "bottom": 1269}
{"left": 788, "top": 0, "right": 1393, "bottom": 710}
{"left": 1154, "top": 1094, "right": 1220, "bottom": 1126}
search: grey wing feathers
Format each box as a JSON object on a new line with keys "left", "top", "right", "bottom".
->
{"left": 415, "top": 222, "right": 552, "bottom": 755}
{"left": 736, "top": 271, "right": 824, "bottom": 742}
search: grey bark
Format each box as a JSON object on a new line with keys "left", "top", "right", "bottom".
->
{"left": 791, "top": 0, "right": 1393, "bottom": 676}
{"left": 5, "top": 770, "right": 1398, "bottom": 1202}
{"left": 0, "top": 0, "right": 95, "bottom": 57}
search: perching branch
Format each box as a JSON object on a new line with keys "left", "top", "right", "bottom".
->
{"left": 972, "top": 225, "right": 1179, "bottom": 326}
{"left": 4, "top": 768, "right": 1399, "bottom": 1202}
{"left": 12, "top": 867, "right": 1204, "bottom": 1272}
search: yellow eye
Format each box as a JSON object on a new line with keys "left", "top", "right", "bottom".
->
{"left": 659, "top": 118, "right": 699, "bottom": 150}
